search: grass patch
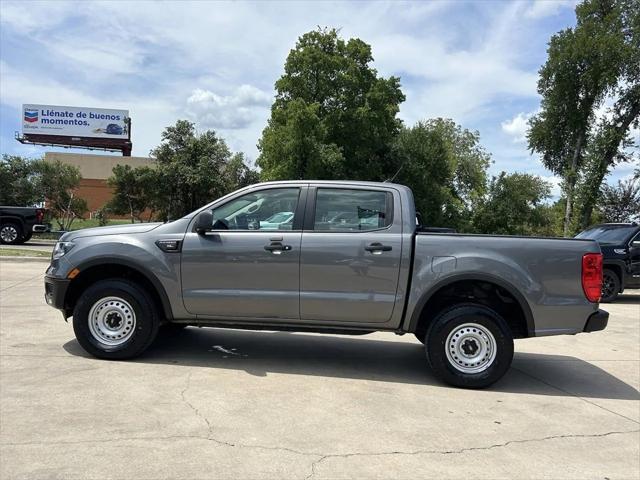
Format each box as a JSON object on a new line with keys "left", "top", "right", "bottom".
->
{"left": 0, "top": 248, "right": 51, "bottom": 258}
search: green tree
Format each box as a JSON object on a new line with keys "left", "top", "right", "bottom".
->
{"left": 0, "top": 155, "right": 41, "bottom": 206}
{"left": 528, "top": 0, "right": 638, "bottom": 236}
{"left": 576, "top": 0, "right": 640, "bottom": 228}
{"left": 223, "top": 153, "right": 260, "bottom": 191}
{"left": 258, "top": 27, "right": 405, "bottom": 181}
{"left": 106, "top": 164, "right": 157, "bottom": 223}
{"left": 597, "top": 176, "right": 640, "bottom": 222}
{"left": 473, "top": 173, "right": 554, "bottom": 236}
{"left": 35, "top": 160, "right": 87, "bottom": 230}
{"left": 149, "top": 120, "right": 257, "bottom": 220}
{"left": 392, "top": 119, "right": 490, "bottom": 231}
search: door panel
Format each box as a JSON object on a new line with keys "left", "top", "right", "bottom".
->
{"left": 181, "top": 186, "right": 304, "bottom": 319}
{"left": 300, "top": 187, "right": 403, "bottom": 324}
{"left": 300, "top": 232, "right": 402, "bottom": 322}
{"left": 181, "top": 231, "right": 301, "bottom": 318}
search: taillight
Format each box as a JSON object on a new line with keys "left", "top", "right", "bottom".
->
{"left": 582, "top": 253, "right": 603, "bottom": 303}
{"left": 36, "top": 209, "right": 44, "bottom": 222}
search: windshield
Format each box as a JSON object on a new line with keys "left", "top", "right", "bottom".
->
{"left": 575, "top": 225, "right": 636, "bottom": 244}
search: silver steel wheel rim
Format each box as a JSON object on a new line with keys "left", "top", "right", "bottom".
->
{"left": 445, "top": 323, "right": 497, "bottom": 374}
{"left": 1, "top": 226, "right": 18, "bottom": 243}
{"left": 88, "top": 296, "right": 136, "bottom": 346}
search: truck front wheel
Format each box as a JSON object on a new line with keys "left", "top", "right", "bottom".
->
{"left": 425, "top": 304, "right": 514, "bottom": 389}
{"left": 72, "top": 279, "right": 160, "bottom": 360}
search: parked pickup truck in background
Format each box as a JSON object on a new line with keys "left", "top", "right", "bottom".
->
{"left": 44, "top": 181, "right": 608, "bottom": 388}
{"left": 576, "top": 222, "right": 640, "bottom": 302}
{"left": 0, "top": 206, "right": 50, "bottom": 245}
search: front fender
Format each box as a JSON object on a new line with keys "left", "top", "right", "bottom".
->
{"left": 58, "top": 234, "right": 189, "bottom": 320}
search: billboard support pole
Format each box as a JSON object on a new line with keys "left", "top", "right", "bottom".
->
{"left": 123, "top": 117, "right": 132, "bottom": 156}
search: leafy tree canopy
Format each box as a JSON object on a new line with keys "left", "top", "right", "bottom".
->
{"left": 258, "top": 27, "right": 405, "bottom": 181}
{"left": 528, "top": 0, "right": 640, "bottom": 235}
{"left": 473, "top": 173, "right": 554, "bottom": 236}
{"left": 392, "top": 119, "right": 491, "bottom": 231}
{"left": 118, "top": 120, "right": 259, "bottom": 221}
{"left": 0, "top": 155, "right": 86, "bottom": 230}
{"left": 0, "top": 155, "right": 41, "bottom": 206}
{"left": 106, "top": 164, "right": 157, "bottom": 223}
{"left": 597, "top": 175, "right": 640, "bottom": 222}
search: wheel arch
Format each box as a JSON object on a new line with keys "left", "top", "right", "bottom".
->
{"left": 64, "top": 258, "right": 173, "bottom": 320}
{"left": 406, "top": 273, "right": 535, "bottom": 338}
{"left": 0, "top": 215, "right": 25, "bottom": 225}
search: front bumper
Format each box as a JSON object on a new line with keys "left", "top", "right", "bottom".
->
{"left": 44, "top": 275, "right": 70, "bottom": 312}
{"left": 583, "top": 309, "right": 609, "bottom": 332}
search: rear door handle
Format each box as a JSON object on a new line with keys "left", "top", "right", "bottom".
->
{"left": 365, "top": 242, "right": 392, "bottom": 253}
{"left": 264, "top": 242, "right": 292, "bottom": 254}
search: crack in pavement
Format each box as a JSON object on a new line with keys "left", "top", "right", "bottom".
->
{"left": 3, "top": 428, "right": 637, "bottom": 480}
{"left": 304, "top": 429, "right": 640, "bottom": 479}
{"left": 178, "top": 371, "right": 318, "bottom": 457}
{"left": 180, "top": 372, "right": 218, "bottom": 441}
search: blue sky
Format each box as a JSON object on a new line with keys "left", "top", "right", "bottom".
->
{"left": 1, "top": 0, "right": 637, "bottom": 195}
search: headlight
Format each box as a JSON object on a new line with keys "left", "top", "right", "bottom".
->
{"left": 52, "top": 241, "right": 75, "bottom": 260}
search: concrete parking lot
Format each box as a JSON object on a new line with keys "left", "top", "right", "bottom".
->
{"left": 1, "top": 259, "right": 638, "bottom": 479}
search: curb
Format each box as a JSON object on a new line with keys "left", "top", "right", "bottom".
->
{"left": 0, "top": 256, "right": 50, "bottom": 263}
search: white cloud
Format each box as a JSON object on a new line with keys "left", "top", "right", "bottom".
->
{"left": 186, "top": 85, "right": 272, "bottom": 130}
{"left": 0, "top": 0, "right": 580, "bottom": 173}
{"left": 524, "top": 0, "right": 577, "bottom": 19}
{"left": 501, "top": 112, "right": 534, "bottom": 143}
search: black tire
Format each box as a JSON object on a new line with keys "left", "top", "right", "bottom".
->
{"left": 0, "top": 222, "right": 24, "bottom": 245}
{"left": 73, "top": 279, "right": 160, "bottom": 359}
{"left": 425, "top": 304, "right": 514, "bottom": 389}
{"left": 600, "top": 269, "right": 620, "bottom": 303}
{"left": 414, "top": 332, "right": 425, "bottom": 344}
{"left": 22, "top": 231, "right": 33, "bottom": 243}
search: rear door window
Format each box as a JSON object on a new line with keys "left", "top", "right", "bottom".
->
{"left": 313, "top": 188, "right": 393, "bottom": 231}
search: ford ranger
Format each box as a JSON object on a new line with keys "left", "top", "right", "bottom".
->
{"left": 44, "top": 181, "right": 608, "bottom": 388}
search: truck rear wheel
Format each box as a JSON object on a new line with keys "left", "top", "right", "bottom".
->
{"left": 425, "top": 304, "right": 513, "bottom": 389}
{"left": 72, "top": 279, "right": 160, "bottom": 360}
{"left": 0, "top": 222, "right": 23, "bottom": 245}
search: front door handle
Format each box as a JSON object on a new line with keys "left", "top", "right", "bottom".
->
{"left": 264, "top": 242, "right": 292, "bottom": 255}
{"left": 365, "top": 242, "right": 392, "bottom": 254}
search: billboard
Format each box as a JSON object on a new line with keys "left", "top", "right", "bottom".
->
{"left": 22, "top": 104, "right": 129, "bottom": 139}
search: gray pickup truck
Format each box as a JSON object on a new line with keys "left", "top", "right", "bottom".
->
{"left": 44, "top": 181, "right": 608, "bottom": 388}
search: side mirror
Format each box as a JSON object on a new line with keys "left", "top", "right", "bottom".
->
{"left": 195, "top": 211, "right": 213, "bottom": 235}
{"left": 631, "top": 240, "right": 640, "bottom": 248}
